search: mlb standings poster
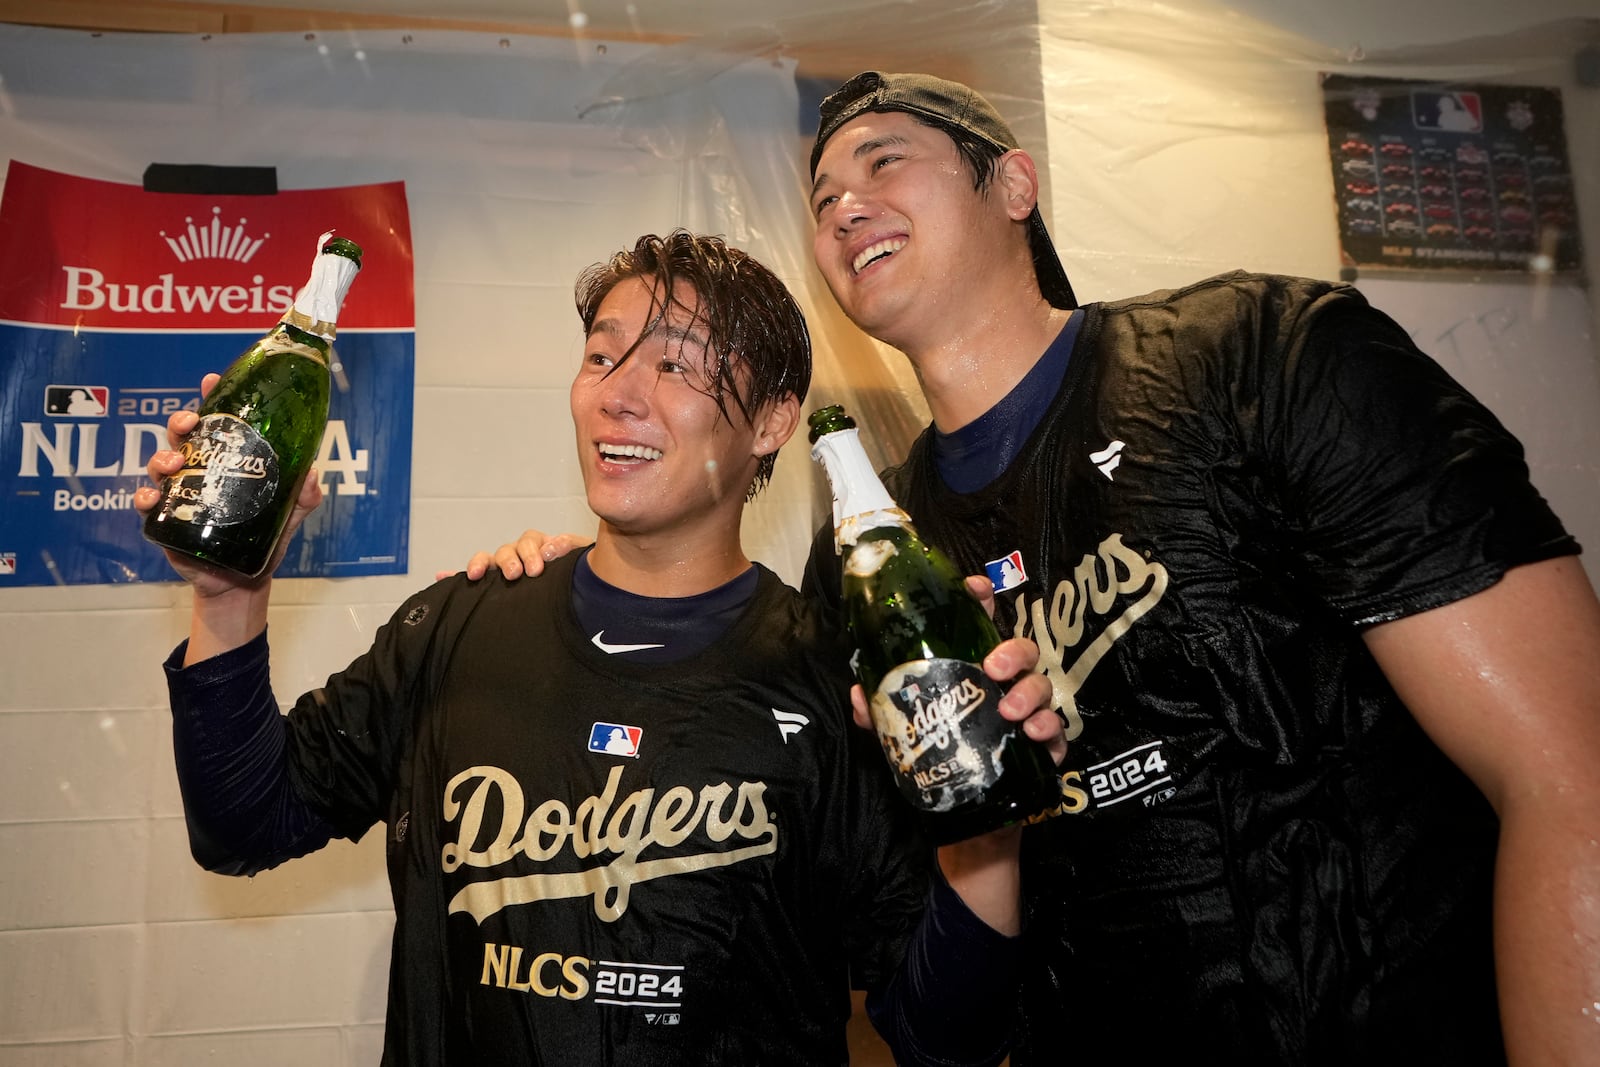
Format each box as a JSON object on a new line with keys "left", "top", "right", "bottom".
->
{"left": 0, "top": 162, "right": 415, "bottom": 586}
{"left": 1321, "top": 74, "right": 1583, "bottom": 274}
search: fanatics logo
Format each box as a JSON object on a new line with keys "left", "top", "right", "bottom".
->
{"left": 1090, "top": 440, "right": 1126, "bottom": 480}
{"left": 161, "top": 206, "right": 270, "bottom": 263}
{"left": 589, "top": 721, "right": 643, "bottom": 758}
{"left": 770, "top": 707, "right": 809, "bottom": 743}
{"left": 984, "top": 550, "right": 1028, "bottom": 593}
{"left": 44, "top": 385, "right": 108, "bottom": 417}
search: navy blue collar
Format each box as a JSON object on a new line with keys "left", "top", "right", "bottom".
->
{"left": 572, "top": 549, "right": 759, "bottom": 664}
{"left": 931, "top": 310, "right": 1081, "bottom": 493}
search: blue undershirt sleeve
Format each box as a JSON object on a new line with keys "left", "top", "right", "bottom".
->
{"left": 869, "top": 864, "right": 1022, "bottom": 1066}
{"left": 163, "top": 629, "right": 335, "bottom": 875}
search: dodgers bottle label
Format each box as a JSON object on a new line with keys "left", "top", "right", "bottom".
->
{"left": 809, "top": 405, "right": 1059, "bottom": 843}
{"left": 143, "top": 232, "right": 361, "bottom": 577}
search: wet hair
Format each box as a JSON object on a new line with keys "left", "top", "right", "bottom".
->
{"left": 909, "top": 113, "right": 1006, "bottom": 195}
{"left": 574, "top": 230, "right": 811, "bottom": 499}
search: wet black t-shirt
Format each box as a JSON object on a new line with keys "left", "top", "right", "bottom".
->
{"left": 284, "top": 556, "right": 930, "bottom": 1065}
{"left": 806, "top": 271, "right": 1577, "bottom": 1064}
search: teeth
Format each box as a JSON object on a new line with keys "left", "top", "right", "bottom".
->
{"left": 599, "top": 443, "right": 663, "bottom": 461}
{"left": 852, "top": 238, "right": 906, "bottom": 275}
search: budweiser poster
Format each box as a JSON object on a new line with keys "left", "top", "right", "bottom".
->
{"left": 0, "top": 161, "right": 415, "bottom": 586}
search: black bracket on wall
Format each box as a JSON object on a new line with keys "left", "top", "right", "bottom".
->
{"left": 142, "top": 164, "right": 278, "bottom": 195}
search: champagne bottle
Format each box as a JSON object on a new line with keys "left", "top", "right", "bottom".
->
{"left": 143, "top": 232, "right": 363, "bottom": 578}
{"left": 808, "top": 404, "right": 1060, "bottom": 844}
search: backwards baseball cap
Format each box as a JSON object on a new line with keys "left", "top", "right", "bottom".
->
{"left": 810, "top": 70, "right": 1077, "bottom": 310}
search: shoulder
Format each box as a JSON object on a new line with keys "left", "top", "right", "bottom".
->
{"left": 380, "top": 555, "right": 572, "bottom": 649}
{"left": 745, "top": 565, "right": 855, "bottom": 690}
{"left": 1097, "top": 270, "right": 1368, "bottom": 336}
{"left": 749, "top": 566, "right": 847, "bottom": 652}
{"left": 1084, "top": 271, "right": 1400, "bottom": 392}
{"left": 879, "top": 428, "right": 937, "bottom": 502}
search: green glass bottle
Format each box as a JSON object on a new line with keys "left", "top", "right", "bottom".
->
{"left": 808, "top": 404, "right": 1060, "bottom": 844}
{"left": 143, "top": 232, "right": 363, "bottom": 578}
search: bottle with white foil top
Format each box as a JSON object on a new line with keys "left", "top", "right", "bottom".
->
{"left": 143, "top": 232, "right": 363, "bottom": 577}
{"left": 808, "top": 404, "right": 1060, "bottom": 843}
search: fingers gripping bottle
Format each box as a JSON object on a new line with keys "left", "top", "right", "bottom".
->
{"left": 143, "top": 232, "right": 363, "bottom": 577}
{"left": 808, "top": 404, "right": 1060, "bottom": 844}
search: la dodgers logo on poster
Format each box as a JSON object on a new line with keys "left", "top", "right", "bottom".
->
{"left": 0, "top": 161, "right": 417, "bottom": 585}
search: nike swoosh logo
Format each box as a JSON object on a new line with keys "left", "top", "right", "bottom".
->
{"left": 591, "top": 630, "right": 666, "bottom": 655}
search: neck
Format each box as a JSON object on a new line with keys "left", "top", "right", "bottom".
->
{"left": 899, "top": 295, "right": 1069, "bottom": 433}
{"left": 587, "top": 523, "right": 752, "bottom": 598}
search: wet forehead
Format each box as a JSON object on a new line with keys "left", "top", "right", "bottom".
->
{"left": 589, "top": 275, "right": 711, "bottom": 351}
{"left": 812, "top": 111, "right": 949, "bottom": 195}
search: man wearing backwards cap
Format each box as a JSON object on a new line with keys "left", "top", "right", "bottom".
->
{"left": 480, "top": 72, "right": 1600, "bottom": 1064}
{"left": 800, "top": 70, "right": 1600, "bottom": 1065}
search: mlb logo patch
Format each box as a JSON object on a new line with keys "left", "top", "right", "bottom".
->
{"left": 0, "top": 553, "right": 15, "bottom": 576}
{"left": 985, "top": 550, "right": 1028, "bottom": 593}
{"left": 897, "top": 682, "right": 922, "bottom": 704}
{"left": 1411, "top": 90, "right": 1483, "bottom": 133}
{"left": 44, "top": 385, "right": 109, "bottom": 417}
{"left": 588, "top": 722, "right": 642, "bottom": 758}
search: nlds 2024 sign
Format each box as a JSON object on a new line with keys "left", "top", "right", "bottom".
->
{"left": 0, "top": 161, "right": 416, "bottom": 586}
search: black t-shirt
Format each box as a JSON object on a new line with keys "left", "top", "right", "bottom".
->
{"left": 284, "top": 555, "right": 930, "bottom": 1065}
{"left": 805, "top": 271, "right": 1577, "bottom": 1064}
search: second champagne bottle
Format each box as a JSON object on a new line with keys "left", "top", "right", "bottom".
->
{"left": 809, "top": 404, "right": 1061, "bottom": 844}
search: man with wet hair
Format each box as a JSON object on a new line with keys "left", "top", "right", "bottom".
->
{"left": 140, "top": 231, "right": 1061, "bottom": 1065}
{"left": 491, "top": 76, "right": 1600, "bottom": 1064}
{"left": 800, "top": 72, "right": 1600, "bottom": 1065}
{"left": 572, "top": 231, "right": 808, "bottom": 501}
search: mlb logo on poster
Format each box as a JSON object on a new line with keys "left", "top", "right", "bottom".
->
{"left": 588, "top": 722, "right": 643, "bottom": 758}
{"left": 45, "top": 385, "right": 109, "bottom": 416}
{"left": 1411, "top": 90, "right": 1483, "bottom": 132}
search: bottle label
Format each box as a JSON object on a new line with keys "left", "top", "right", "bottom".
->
{"left": 160, "top": 413, "right": 281, "bottom": 526}
{"left": 870, "top": 658, "right": 1012, "bottom": 813}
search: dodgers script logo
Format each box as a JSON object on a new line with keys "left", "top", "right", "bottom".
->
{"left": 1008, "top": 533, "right": 1168, "bottom": 742}
{"left": 442, "top": 765, "right": 778, "bottom": 924}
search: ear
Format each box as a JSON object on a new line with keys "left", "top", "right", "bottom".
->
{"left": 752, "top": 393, "right": 801, "bottom": 458}
{"left": 995, "top": 148, "right": 1041, "bottom": 222}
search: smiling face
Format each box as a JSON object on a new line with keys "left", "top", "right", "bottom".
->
{"left": 810, "top": 110, "right": 1020, "bottom": 352}
{"left": 570, "top": 274, "right": 772, "bottom": 542}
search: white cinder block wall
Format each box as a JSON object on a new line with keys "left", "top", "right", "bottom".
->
{"left": 1, "top": 2, "right": 1596, "bottom": 1063}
